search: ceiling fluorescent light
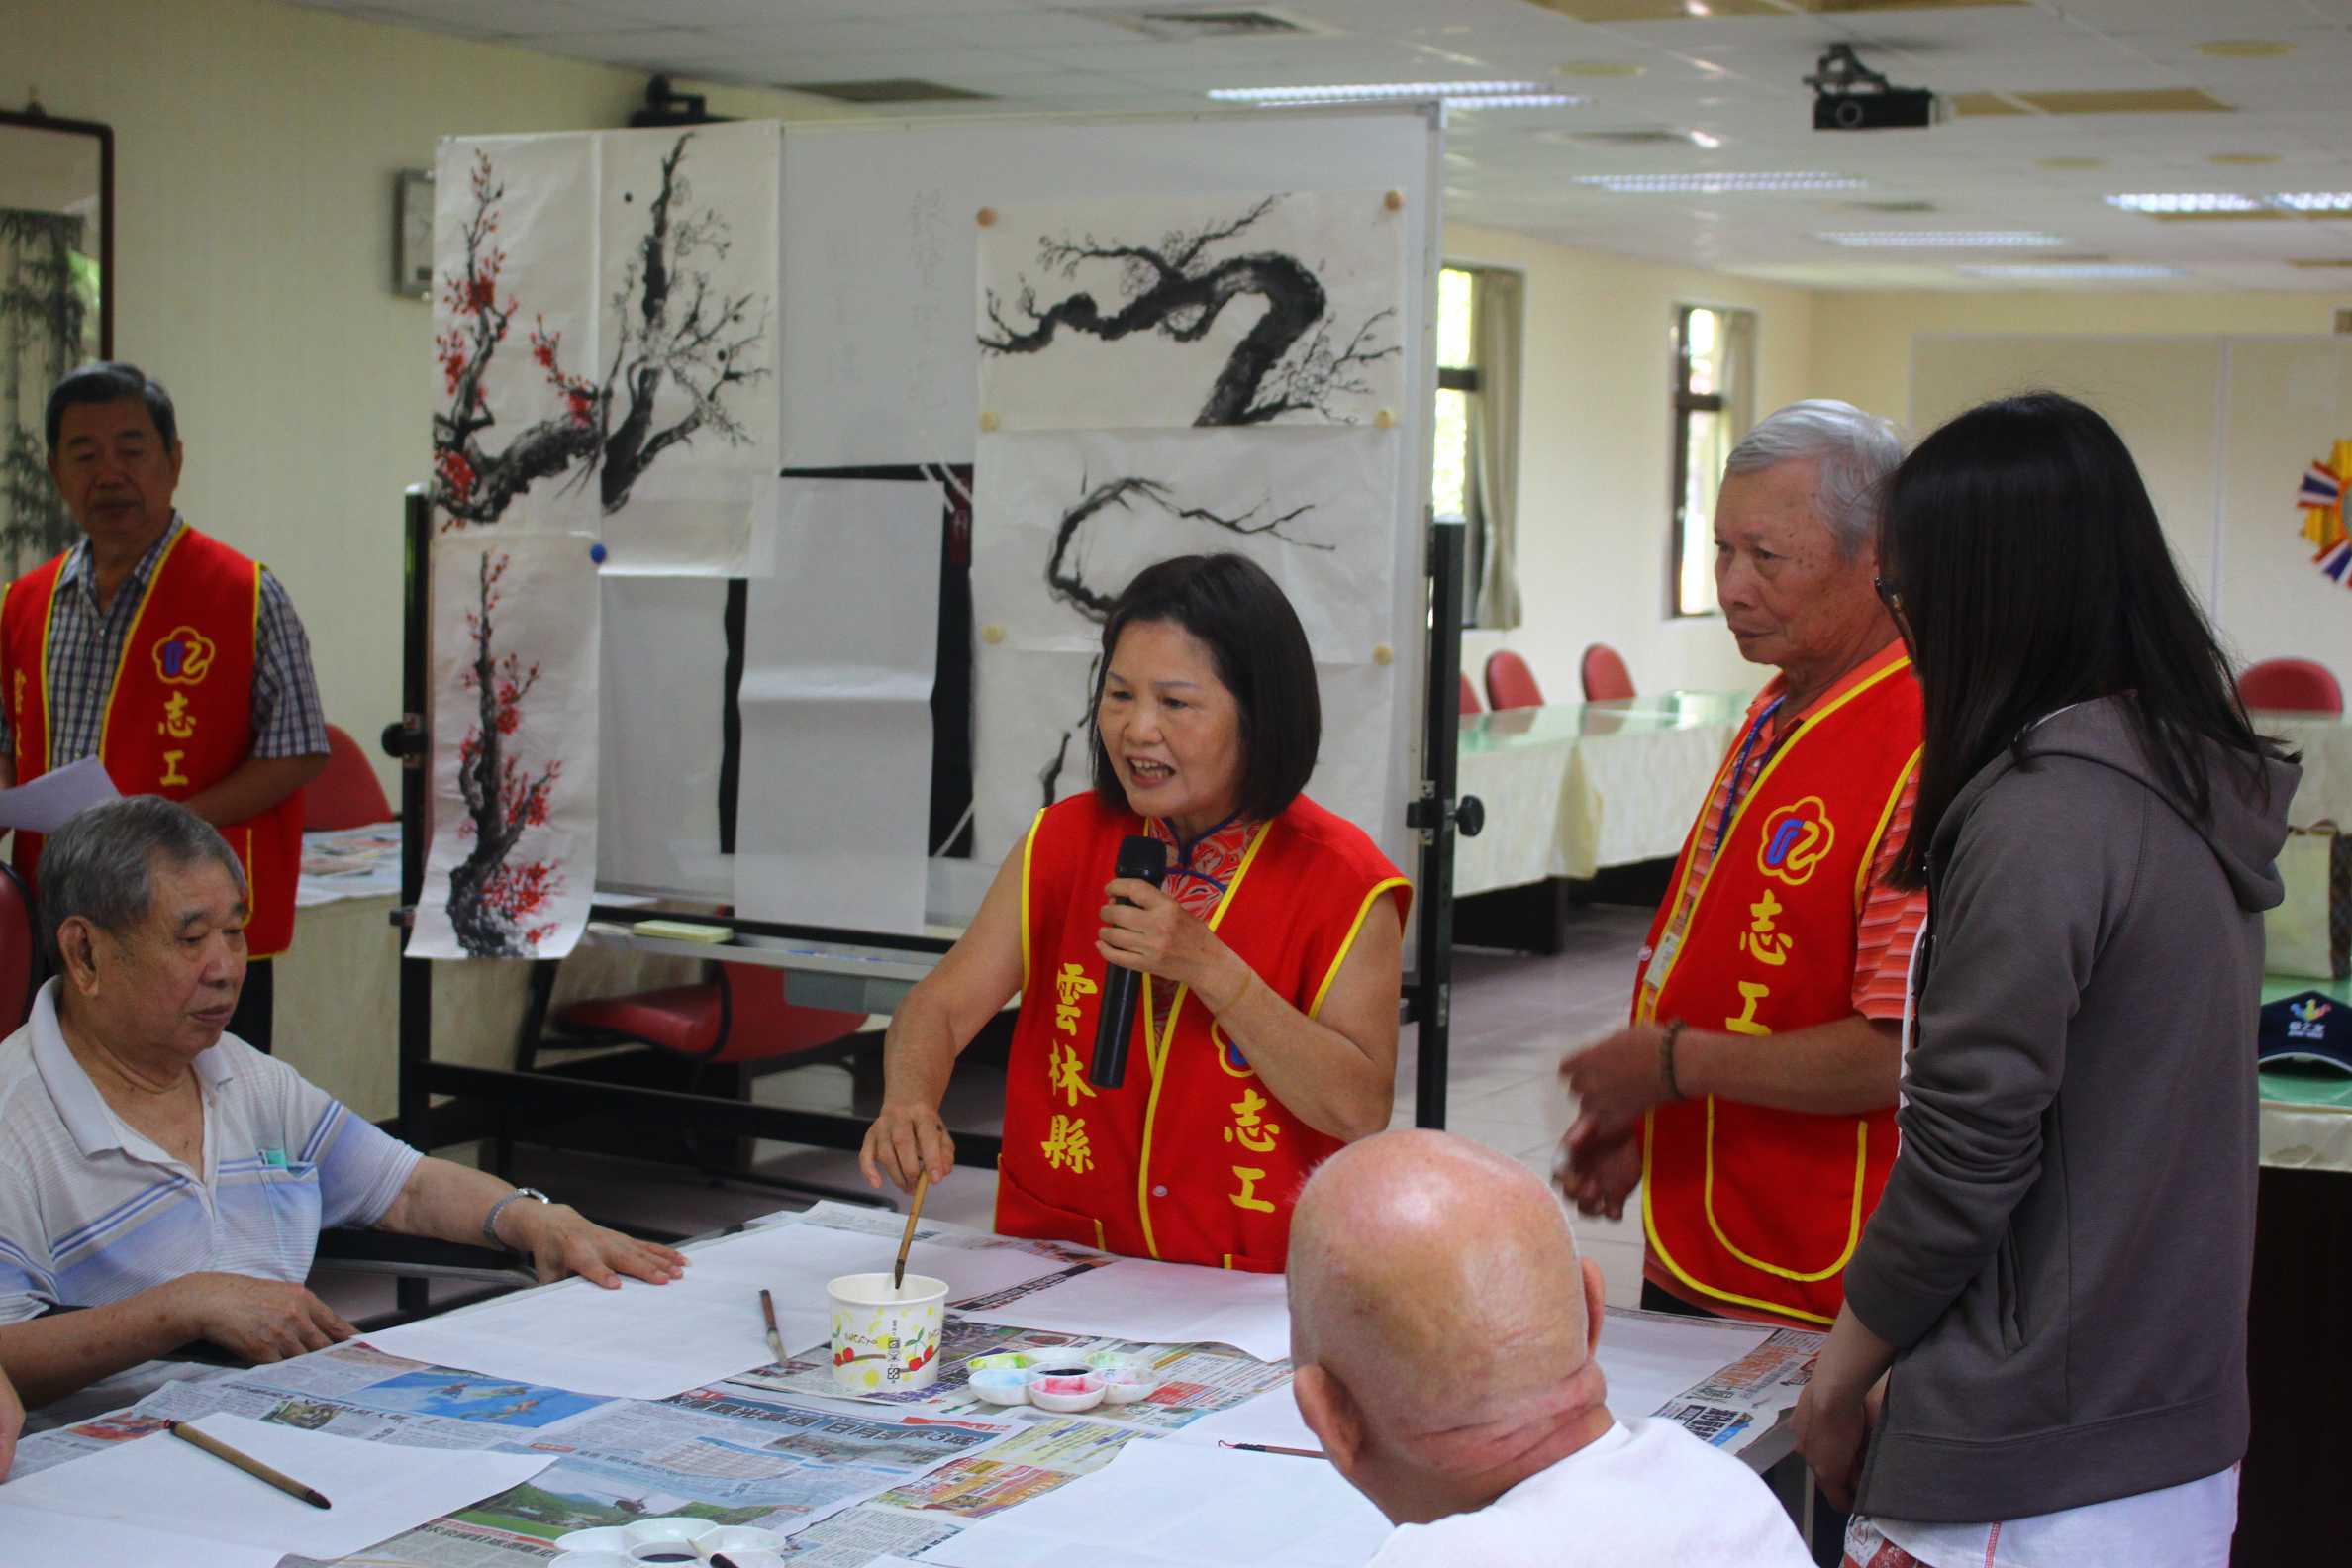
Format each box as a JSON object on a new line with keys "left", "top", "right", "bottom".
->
{"left": 1819, "top": 231, "right": 2064, "bottom": 248}
{"left": 1209, "top": 81, "right": 1566, "bottom": 104}
{"left": 1576, "top": 172, "right": 1866, "bottom": 194}
{"left": 1959, "top": 263, "right": 2183, "bottom": 280}
{"left": 2105, "top": 192, "right": 2261, "bottom": 214}
{"left": 1688, "top": 130, "right": 1723, "bottom": 149}
{"left": 2275, "top": 192, "right": 2352, "bottom": 212}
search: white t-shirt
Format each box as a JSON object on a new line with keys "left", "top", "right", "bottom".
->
{"left": 1368, "top": 1418, "right": 1813, "bottom": 1567}
{"left": 1860, "top": 1466, "right": 2239, "bottom": 1568}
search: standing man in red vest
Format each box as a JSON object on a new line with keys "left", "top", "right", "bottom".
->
{"left": 1558, "top": 400, "right": 1921, "bottom": 1329}
{"left": 2, "top": 363, "right": 327, "bottom": 1050}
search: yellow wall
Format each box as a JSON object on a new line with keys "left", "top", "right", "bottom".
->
{"left": 3, "top": 0, "right": 855, "bottom": 782}
{"left": 1810, "top": 289, "right": 2352, "bottom": 432}
{"left": 1443, "top": 221, "right": 1816, "bottom": 700}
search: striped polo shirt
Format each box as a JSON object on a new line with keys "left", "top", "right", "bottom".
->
{"left": 0, "top": 980, "right": 421, "bottom": 1324}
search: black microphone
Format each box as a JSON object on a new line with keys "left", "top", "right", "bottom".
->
{"left": 1091, "top": 833, "right": 1170, "bottom": 1091}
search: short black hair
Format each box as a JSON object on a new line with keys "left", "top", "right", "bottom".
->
{"left": 1091, "top": 552, "right": 1321, "bottom": 823}
{"left": 46, "top": 360, "right": 178, "bottom": 451}
{"left": 1882, "top": 391, "right": 2291, "bottom": 886}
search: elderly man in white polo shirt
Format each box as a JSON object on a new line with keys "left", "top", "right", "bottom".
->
{"left": 0, "top": 797, "right": 689, "bottom": 1418}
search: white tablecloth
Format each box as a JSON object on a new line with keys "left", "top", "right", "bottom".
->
{"left": 1453, "top": 693, "right": 1748, "bottom": 895}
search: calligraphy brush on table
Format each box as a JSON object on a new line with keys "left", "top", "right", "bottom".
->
{"left": 894, "top": 1170, "right": 931, "bottom": 1292}
{"left": 167, "top": 1420, "right": 333, "bottom": 1509}
{"left": 1218, "top": 1440, "right": 1328, "bottom": 1460}
{"left": 758, "top": 1288, "right": 785, "bottom": 1365}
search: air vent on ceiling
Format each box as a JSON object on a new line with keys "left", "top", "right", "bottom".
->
{"left": 782, "top": 78, "right": 995, "bottom": 103}
{"left": 1092, "top": 8, "right": 1328, "bottom": 41}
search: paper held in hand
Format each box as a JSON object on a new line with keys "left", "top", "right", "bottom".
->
{"left": 0, "top": 755, "right": 118, "bottom": 833}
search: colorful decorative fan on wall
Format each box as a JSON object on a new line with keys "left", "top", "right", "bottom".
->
{"left": 2301, "top": 441, "right": 2352, "bottom": 582}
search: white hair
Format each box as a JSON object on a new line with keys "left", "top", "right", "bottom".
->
{"left": 1723, "top": 398, "right": 1906, "bottom": 559}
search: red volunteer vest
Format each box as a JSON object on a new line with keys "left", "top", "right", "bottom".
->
{"left": 1635, "top": 656, "right": 1922, "bottom": 1325}
{"left": 2, "top": 526, "right": 304, "bottom": 957}
{"left": 998, "top": 792, "right": 1411, "bottom": 1272}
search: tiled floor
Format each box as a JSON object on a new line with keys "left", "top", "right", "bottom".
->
{"left": 318, "top": 906, "right": 1656, "bottom": 1322}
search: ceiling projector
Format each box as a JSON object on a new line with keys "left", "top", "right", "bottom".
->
{"left": 1806, "top": 44, "right": 1943, "bottom": 131}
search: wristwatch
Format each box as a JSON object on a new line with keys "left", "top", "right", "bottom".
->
{"left": 483, "top": 1186, "right": 552, "bottom": 1248}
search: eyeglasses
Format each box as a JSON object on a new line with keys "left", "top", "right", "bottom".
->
{"left": 1874, "top": 575, "right": 1914, "bottom": 647}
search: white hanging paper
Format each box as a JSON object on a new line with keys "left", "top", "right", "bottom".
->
{"left": 977, "top": 190, "right": 1408, "bottom": 431}
{"left": 597, "top": 575, "right": 729, "bottom": 898}
{"left": 409, "top": 535, "right": 601, "bottom": 960}
{"left": 734, "top": 478, "right": 940, "bottom": 931}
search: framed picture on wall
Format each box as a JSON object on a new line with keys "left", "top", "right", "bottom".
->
{"left": 0, "top": 106, "right": 113, "bottom": 581}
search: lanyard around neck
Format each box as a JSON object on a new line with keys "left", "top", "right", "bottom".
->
{"left": 1713, "top": 693, "right": 1790, "bottom": 855}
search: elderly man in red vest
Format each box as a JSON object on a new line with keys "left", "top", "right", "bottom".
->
{"left": 2, "top": 362, "right": 327, "bottom": 1050}
{"left": 1558, "top": 400, "right": 1923, "bottom": 1340}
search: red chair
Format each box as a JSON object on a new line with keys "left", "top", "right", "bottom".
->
{"left": 1458, "top": 672, "right": 1483, "bottom": 718}
{"left": 2238, "top": 658, "right": 2343, "bottom": 716}
{"left": 303, "top": 724, "right": 396, "bottom": 830}
{"left": 0, "top": 861, "right": 40, "bottom": 1029}
{"left": 1581, "top": 643, "right": 1636, "bottom": 702}
{"left": 1484, "top": 649, "right": 1545, "bottom": 711}
{"left": 509, "top": 959, "right": 882, "bottom": 1205}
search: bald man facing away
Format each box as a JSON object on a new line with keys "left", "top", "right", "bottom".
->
{"left": 1288, "top": 1130, "right": 1810, "bottom": 1566}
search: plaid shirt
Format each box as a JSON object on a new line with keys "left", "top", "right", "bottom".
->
{"left": 0, "top": 516, "right": 328, "bottom": 767}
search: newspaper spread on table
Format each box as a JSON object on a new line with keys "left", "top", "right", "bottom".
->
{"left": 3, "top": 1205, "right": 1819, "bottom": 1566}
{"left": 1655, "top": 1327, "right": 1824, "bottom": 1449}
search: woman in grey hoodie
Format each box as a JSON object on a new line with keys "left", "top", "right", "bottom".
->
{"left": 1794, "top": 393, "right": 2300, "bottom": 1568}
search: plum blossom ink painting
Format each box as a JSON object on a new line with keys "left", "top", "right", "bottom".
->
{"left": 431, "top": 123, "right": 779, "bottom": 575}
{"left": 968, "top": 428, "right": 1398, "bottom": 862}
{"left": 409, "top": 535, "right": 600, "bottom": 960}
{"left": 976, "top": 191, "right": 1406, "bottom": 432}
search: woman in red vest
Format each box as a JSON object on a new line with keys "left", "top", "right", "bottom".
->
{"left": 859, "top": 553, "right": 1410, "bottom": 1271}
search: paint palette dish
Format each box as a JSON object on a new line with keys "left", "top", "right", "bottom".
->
{"left": 1027, "top": 1369, "right": 1110, "bottom": 1413}
{"left": 553, "top": 1516, "right": 760, "bottom": 1562}
{"left": 1085, "top": 1353, "right": 1164, "bottom": 1406}
{"left": 968, "top": 1367, "right": 1034, "bottom": 1405}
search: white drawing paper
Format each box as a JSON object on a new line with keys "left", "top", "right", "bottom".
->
{"left": 969, "top": 428, "right": 1400, "bottom": 862}
{"left": 977, "top": 190, "right": 1408, "bottom": 431}
{"left": 921, "top": 1440, "right": 1392, "bottom": 1568}
{"left": 0, "top": 1413, "right": 552, "bottom": 1562}
{"left": 735, "top": 478, "right": 939, "bottom": 932}
{"left": 431, "top": 123, "right": 779, "bottom": 574}
{"left": 408, "top": 534, "right": 601, "bottom": 960}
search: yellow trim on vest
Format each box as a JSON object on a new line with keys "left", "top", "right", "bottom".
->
{"left": 34, "top": 576, "right": 61, "bottom": 774}
{"left": 1222, "top": 1253, "right": 1234, "bottom": 1269}
{"left": 1018, "top": 809, "right": 1045, "bottom": 983}
{"left": 1701, "top": 1099, "right": 1870, "bottom": 1282}
{"left": 1852, "top": 747, "right": 1923, "bottom": 916}
{"left": 94, "top": 526, "right": 189, "bottom": 760}
{"left": 1636, "top": 657, "right": 1912, "bottom": 1025}
{"left": 1640, "top": 1112, "right": 1836, "bottom": 1327}
{"left": 1307, "top": 876, "right": 1411, "bottom": 1022}
{"left": 1133, "top": 819, "right": 1274, "bottom": 1262}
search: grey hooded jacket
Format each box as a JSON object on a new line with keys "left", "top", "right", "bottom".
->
{"left": 1845, "top": 696, "right": 2297, "bottom": 1523}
